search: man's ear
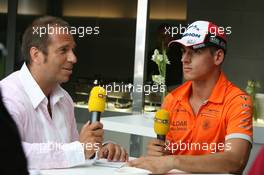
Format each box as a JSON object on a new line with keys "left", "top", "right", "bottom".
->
{"left": 29, "top": 47, "right": 44, "bottom": 65}
{"left": 214, "top": 49, "right": 225, "bottom": 66}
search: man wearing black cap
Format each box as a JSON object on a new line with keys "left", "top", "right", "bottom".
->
{"left": 128, "top": 21, "right": 252, "bottom": 174}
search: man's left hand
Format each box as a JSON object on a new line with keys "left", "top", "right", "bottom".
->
{"left": 98, "top": 143, "right": 128, "bottom": 162}
{"left": 127, "top": 156, "right": 175, "bottom": 174}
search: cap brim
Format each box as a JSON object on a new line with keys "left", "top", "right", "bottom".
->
{"left": 168, "top": 39, "right": 188, "bottom": 48}
{"left": 168, "top": 37, "right": 206, "bottom": 48}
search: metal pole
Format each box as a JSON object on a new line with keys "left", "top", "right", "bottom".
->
{"left": 5, "top": 0, "right": 18, "bottom": 76}
{"left": 130, "top": 0, "right": 149, "bottom": 157}
{"left": 132, "top": 0, "right": 149, "bottom": 113}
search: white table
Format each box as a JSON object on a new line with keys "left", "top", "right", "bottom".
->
{"left": 39, "top": 159, "right": 124, "bottom": 175}
{"left": 39, "top": 159, "right": 186, "bottom": 175}
{"left": 101, "top": 114, "right": 156, "bottom": 157}
{"left": 39, "top": 165, "right": 187, "bottom": 175}
{"left": 40, "top": 165, "right": 117, "bottom": 175}
{"left": 101, "top": 114, "right": 156, "bottom": 138}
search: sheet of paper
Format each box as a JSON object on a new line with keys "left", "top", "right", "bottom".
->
{"left": 94, "top": 159, "right": 126, "bottom": 168}
{"left": 114, "top": 166, "right": 152, "bottom": 175}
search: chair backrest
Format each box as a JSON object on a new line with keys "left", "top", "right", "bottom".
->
{"left": 248, "top": 147, "right": 264, "bottom": 175}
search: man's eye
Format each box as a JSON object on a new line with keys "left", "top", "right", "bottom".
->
{"left": 194, "top": 49, "right": 202, "bottom": 54}
{"left": 60, "top": 48, "right": 67, "bottom": 54}
{"left": 180, "top": 48, "right": 186, "bottom": 53}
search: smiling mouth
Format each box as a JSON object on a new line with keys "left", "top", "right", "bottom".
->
{"left": 183, "top": 67, "right": 192, "bottom": 71}
{"left": 63, "top": 68, "right": 72, "bottom": 73}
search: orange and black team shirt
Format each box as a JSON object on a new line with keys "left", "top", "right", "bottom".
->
{"left": 163, "top": 72, "right": 253, "bottom": 155}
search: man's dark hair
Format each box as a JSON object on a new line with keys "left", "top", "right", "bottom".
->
{"left": 21, "top": 16, "right": 70, "bottom": 65}
{"left": 207, "top": 46, "right": 221, "bottom": 56}
{"left": 207, "top": 46, "right": 226, "bottom": 64}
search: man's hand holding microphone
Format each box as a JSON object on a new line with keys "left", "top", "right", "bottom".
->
{"left": 127, "top": 109, "right": 173, "bottom": 174}
{"left": 147, "top": 109, "right": 171, "bottom": 156}
{"left": 79, "top": 86, "right": 128, "bottom": 161}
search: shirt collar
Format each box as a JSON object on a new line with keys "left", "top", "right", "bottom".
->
{"left": 175, "top": 81, "right": 192, "bottom": 102}
{"left": 172, "top": 71, "right": 228, "bottom": 104}
{"left": 19, "top": 63, "right": 64, "bottom": 109}
{"left": 50, "top": 85, "right": 64, "bottom": 106}
{"left": 207, "top": 71, "right": 228, "bottom": 104}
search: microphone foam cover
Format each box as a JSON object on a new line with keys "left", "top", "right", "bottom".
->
{"left": 154, "top": 109, "right": 170, "bottom": 135}
{"left": 88, "top": 86, "right": 106, "bottom": 112}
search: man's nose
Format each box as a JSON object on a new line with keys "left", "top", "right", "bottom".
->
{"left": 181, "top": 52, "right": 191, "bottom": 63}
{"left": 67, "top": 51, "right": 77, "bottom": 64}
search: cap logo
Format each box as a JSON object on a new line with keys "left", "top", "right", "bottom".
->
{"left": 210, "top": 37, "right": 220, "bottom": 45}
{"left": 187, "top": 24, "right": 200, "bottom": 31}
{"left": 183, "top": 33, "right": 201, "bottom": 38}
{"left": 187, "top": 39, "right": 196, "bottom": 44}
{"left": 192, "top": 43, "right": 205, "bottom": 49}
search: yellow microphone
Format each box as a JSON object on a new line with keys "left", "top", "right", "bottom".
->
{"left": 88, "top": 86, "right": 106, "bottom": 122}
{"left": 154, "top": 109, "right": 170, "bottom": 141}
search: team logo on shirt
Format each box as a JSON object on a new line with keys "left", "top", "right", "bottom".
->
{"left": 202, "top": 119, "right": 210, "bottom": 130}
{"left": 241, "top": 103, "right": 252, "bottom": 110}
{"left": 240, "top": 95, "right": 249, "bottom": 101}
{"left": 171, "top": 120, "right": 188, "bottom": 131}
{"left": 172, "top": 108, "right": 187, "bottom": 113}
{"left": 201, "top": 108, "right": 220, "bottom": 118}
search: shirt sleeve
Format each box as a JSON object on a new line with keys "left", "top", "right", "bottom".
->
{"left": 22, "top": 141, "right": 86, "bottom": 169}
{"left": 1, "top": 95, "right": 26, "bottom": 139}
{"left": 225, "top": 94, "right": 253, "bottom": 143}
{"left": 161, "top": 93, "right": 174, "bottom": 111}
{"left": 2, "top": 96, "right": 86, "bottom": 169}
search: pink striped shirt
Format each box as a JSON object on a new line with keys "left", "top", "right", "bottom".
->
{"left": 0, "top": 63, "right": 86, "bottom": 169}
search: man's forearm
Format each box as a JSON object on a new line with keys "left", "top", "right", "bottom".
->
{"left": 23, "top": 141, "right": 86, "bottom": 169}
{"left": 169, "top": 152, "right": 247, "bottom": 173}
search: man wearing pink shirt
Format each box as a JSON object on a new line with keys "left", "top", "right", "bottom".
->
{"left": 0, "top": 16, "right": 127, "bottom": 169}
